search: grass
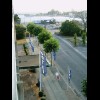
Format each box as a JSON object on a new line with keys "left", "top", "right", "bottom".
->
{"left": 54, "top": 32, "right": 87, "bottom": 46}
{"left": 65, "top": 36, "right": 82, "bottom": 46}
{"left": 17, "top": 39, "right": 27, "bottom": 45}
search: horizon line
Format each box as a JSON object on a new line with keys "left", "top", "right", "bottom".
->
{"left": 14, "top": 10, "right": 87, "bottom": 14}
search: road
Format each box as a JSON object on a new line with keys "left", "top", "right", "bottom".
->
{"left": 26, "top": 36, "right": 83, "bottom": 100}
{"left": 26, "top": 26, "right": 87, "bottom": 99}
{"left": 47, "top": 25, "right": 87, "bottom": 95}
{"left": 48, "top": 29, "right": 87, "bottom": 99}
{"left": 37, "top": 67, "right": 69, "bottom": 100}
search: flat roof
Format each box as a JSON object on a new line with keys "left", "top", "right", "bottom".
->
{"left": 17, "top": 55, "right": 39, "bottom": 67}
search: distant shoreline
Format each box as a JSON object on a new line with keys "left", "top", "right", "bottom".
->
{"left": 19, "top": 16, "right": 82, "bottom": 23}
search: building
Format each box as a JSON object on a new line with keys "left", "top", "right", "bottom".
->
{"left": 12, "top": 7, "right": 24, "bottom": 100}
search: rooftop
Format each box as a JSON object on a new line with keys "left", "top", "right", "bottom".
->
{"left": 17, "top": 55, "right": 39, "bottom": 67}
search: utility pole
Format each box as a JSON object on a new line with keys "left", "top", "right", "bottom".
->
{"left": 39, "top": 49, "right": 42, "bottom": 91}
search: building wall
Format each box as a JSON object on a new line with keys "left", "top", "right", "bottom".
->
{"left": 12, "top": 9, "right": 18, "bottom": 100}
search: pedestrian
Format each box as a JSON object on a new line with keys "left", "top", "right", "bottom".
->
{"left": 55, "top": 72, "right": 60, "bottom": 80}
{"left": 68, "top": 73, "right": 71, "bottom": 83}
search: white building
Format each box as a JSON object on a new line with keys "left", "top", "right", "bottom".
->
{"left": 12, "top": 7, "right": 24, "bottom": 100}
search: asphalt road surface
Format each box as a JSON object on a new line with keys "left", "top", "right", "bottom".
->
{"left": 47, "top": 27, "right": 87, "bottom": 99}
{"left": 53, "top": 33, "right": 87, "bottom": 97}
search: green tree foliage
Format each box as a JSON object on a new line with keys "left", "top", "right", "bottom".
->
{"left": 14, "top": 14, "right": 21, "bottom": 24}
{"left": 15, "top": 24, "right": 26, "bottom": 40}
{"left": 23, "top": 44, "right": 29, "bottom": 55}
{"left": 43, "top": 38, "right": 59, "bottom": 53}
{"left": 27, "top": 22, "right": 36, "bottom": 35}
{"left": 72, "top": 20, "right": 83, "bottom": 29}
{"left": 25, "top": 31, "right": 30, "bottom": 37}
{"left": 41, "top": 96, "right": 46, "bottom": 100}
{"left": 38, "top": 30, "right": 52, "bottom": 44}
{"left": 82, "top": 32, "right": 86, "bottom": 46}
{"left": 33, "top": 26, "right": 44, "bottom": 36}
{"left": 49, "top": 19, "right": 56, "bottom": 24}
{"left": 41, "top": 20, "right": 47, "bottom": 24}
{"left": 43, "top": 38, "right": 59, "bottom": 66}
{"left": 75, "top": 11, "right": 87, "bottom": 32}
{"left": 74, "top": 33, "right": 77, "bottom": 46}
{"left": 60, "top": 20, "right": 82, "bottom": 36}
{"left": 38, "top": 91, "right": 43, "bottom": 97}
{"left": 81, "top": 79, "right": 87, "bottom": 97}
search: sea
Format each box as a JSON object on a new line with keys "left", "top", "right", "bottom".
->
{"left": 18, "top": 15, "right": 82, "bottom": 24}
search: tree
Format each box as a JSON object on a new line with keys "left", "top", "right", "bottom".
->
{"left": 75, "top": 11, "right": 87, "bottom": 32}
{"left": 25, "top": 31, "right": 30, "bottom": 37}
{"left": 49, "top": 19, "right": 56, "bottom": 24}
{"left": 82, "top": 32, "right": 86, "bottom": 46}
{"left": 23, "top": 44, "right": 29, "bottom": 55}
{"left": 15, "top": 24, "right": 26, "bottom": 40}
{"left": 47, "top": 9, "right": 61, "bottom": 15}
{"left": 38, "top": 30, "right": 52, "bottom": 44}
{"left": 41, "top": 20, "right": 47, "bottom": 24}
{"left": 40, "top": 20, "right": 48, "bottom": 29}
{"left": 81, "top": 79, "right": 87, "bottom": 97}
{"left": 74, "top": 33, "right": 77, "bottom": 46}
{"left": 14, "top": 14, "right": 21, "bottom": 24}
{"left": 60, "top": 20, "right": 82, "bottom": 36}
{"left": 33, "top": 25, "right": 44, "bottom": 36}
{"left": 72, "top": 20, "right": 83, "bottom": 29}
{"left": 43, "top": 38, "right": 59, "bottom": 66}
{"left": 27, "top": 22, "right": 36, "bottom": 35}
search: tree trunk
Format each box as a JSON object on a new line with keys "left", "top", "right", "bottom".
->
{"left": 51, "top": 52, "right": 52, "bottom": 66}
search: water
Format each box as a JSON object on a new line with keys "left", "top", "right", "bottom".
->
{"left": 18, "top": 15, "right": 82, "bottom": 23}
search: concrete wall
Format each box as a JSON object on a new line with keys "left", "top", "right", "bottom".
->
{"left": 12, "top": 10, "right": 18, "bottom": 100}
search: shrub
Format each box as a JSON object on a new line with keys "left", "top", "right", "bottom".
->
{"left": 38, "top": 91, "right": 43, "bottom": 97}
{"left": 25, "top": 31, "right": 30, "bottom": 37}
{"left": 60, "top": 20, "right": 82, "bottom": 36}
{"left": 23, "top": 44, "right": 29, "bottom": 55}
{"left": 15, "top": 24, "right": 26, "bottom": 40}
{"left": 74, "top": 33, "right": 77, "bottom": 46}
{"left": 81, "top": 79, "right": 87, "bottom": 97}
{"left": 41, "top": 97, "right": 46, "bottom": 100}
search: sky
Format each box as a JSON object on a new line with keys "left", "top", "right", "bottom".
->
{"left": 13, "top": 0, "right": 87, "bottom": 13}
